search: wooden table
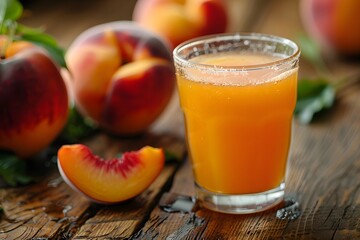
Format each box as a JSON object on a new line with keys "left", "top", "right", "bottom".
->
{"left": 1, "top": 0, "right": 360, "bottom": 239}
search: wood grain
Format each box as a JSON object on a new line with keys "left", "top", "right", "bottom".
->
{"left": 135, "top": 104, "right": 360, "bottom": 239}
{"left": 0, "top": 174, "right": 91, "bottom": 239}
{"left": 71, "top": 165, "right": 176, "bottom": 239}
{"left": 0, "top": 132, "right": 186, "bottom": 239}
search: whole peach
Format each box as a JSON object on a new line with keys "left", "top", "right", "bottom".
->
{"left": 300, "top": 0, "right": 360, "bottom": 55}
{"left": 65, "top": 22, "right": 176, "bottom": 135}
{"left": 133, "top": 0, "right": 228, "bottom": 49}
{"left": 0, "top": 37, "right": 69, "bottom": 158}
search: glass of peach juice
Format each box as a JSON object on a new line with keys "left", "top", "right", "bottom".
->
{"left": 173, "top": 33, "right": 300, "bottom": 214}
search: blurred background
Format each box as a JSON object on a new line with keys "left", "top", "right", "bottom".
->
{"left": 17, "top": 0, "right": 360, "bottom": 127}
{"left": 19, "top": 0, "right": 304, "bottom": 48}
{"left": 19, "top": 0, "right": 138, "bottom": 47}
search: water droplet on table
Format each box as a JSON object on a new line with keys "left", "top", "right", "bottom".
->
{"left": 276, "top": 198, "right": 301, "bottom": 220}
{"left": 159, "top": 193, "right": 196, "bottom": 213}
{"left": 47, "top": 177, "right": 63, "bottom": 187}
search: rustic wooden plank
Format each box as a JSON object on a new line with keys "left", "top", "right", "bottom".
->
{"left": 69, "top": 130, "right": 184, "bottom": 240}
{"left": 67, "top": 131, "right": 186, "bottom": 239}
{"left": 130, "top": 160, "right": 196, "bottom": 239}
{"left": 71, "top": 164, "right": 176, "bottom": 239}
{"left": 0, "top": 174, "right": 91, "bottom": 239}
{"left": 0, "top": 131, "right": 186, "bottom": 239}
{"left": 286, "top": 94, "right": 360, "bottom": 208}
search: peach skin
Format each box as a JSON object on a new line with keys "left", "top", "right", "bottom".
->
{"left": 133, "top": 0, "right": 228, "bottom": 49}
{"left": 65, "top": 21, "right": 176, "bottom": 135}
{"left": 300, "top": 0, "right": 360, "bottom": 55}
{"left": 57, "top": 144, "right": 165, "bottom": 203}
{"left": 0, "top": 37, "right": 69, "bottom": 158}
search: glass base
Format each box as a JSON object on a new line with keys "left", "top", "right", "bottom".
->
{"left": 195, "top": 182, "right": 285, "bottom": 214}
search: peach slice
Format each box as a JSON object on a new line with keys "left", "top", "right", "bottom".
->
{"left": 57, "top": 144, "right": 165, "bottom": 204}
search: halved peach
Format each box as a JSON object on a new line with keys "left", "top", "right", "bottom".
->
{"left": 57, "top": 144, "right": 165, "bottom": 204}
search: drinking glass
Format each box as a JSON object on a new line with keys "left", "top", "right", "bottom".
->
{"left": 173, "top": 33, "right": 300, "bottom": 214}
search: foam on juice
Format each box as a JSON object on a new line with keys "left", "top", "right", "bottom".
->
{"left": 183, "top": 52, "right": 297, "bottom": 86}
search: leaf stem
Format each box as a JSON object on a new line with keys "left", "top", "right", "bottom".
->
{"left": 0, "top": 19, "right": 17, "bottom": 58}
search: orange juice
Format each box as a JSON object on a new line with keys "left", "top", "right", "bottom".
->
{"left": 177, "top": 52, "right": 298, "bottom": 194}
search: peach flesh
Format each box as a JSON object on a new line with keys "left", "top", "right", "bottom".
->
{"left": 58, "top": 144, "right": 165, "bottom": 203}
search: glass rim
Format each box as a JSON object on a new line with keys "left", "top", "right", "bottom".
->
{"left": 173, "top": 32, "right": 301, "bottom": 71}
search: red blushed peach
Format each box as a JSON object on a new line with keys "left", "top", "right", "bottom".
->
{"left": 66, "top": 21, "right": 176, "bottom": 135}
{"left": 0, "top": 37, "right": 69, "bottom": 158}
{"left": 57, "top": 144, "right": 165, "bottom": 204}
{"left": 133, "top": 0, "right": 228, "bottom": 49}
{"left": 300, "top": 0, "right": 360, "bottom": 55}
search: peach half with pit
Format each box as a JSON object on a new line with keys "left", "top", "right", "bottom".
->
{"left": 0, "top": 36, "right": 69, "bottom": 158}
{"left": 133, "top": 0, "right": 228, "bottom": 49}
{"left": 57, "top": 144, "right": 165, "bottom": 204}
{"left": 65, "top": 21, "right": 176, "bottom": 135}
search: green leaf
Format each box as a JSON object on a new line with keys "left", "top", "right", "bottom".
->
{"left": 27, "top": 38, "right": 67, "bottom": 68}
{"left": 295, "top": 78, "right": 336, "bottom": 124}
{"left": 0, "top": 0, "right": 23, "bottom": 23}
{"left": 298, "top": 34, "right": 327, "bottom": 73}
{"left": 0, "top": 2, "right": 66, "bottom": 68}
{"left": 58, "top": 107, "right": 97, "bottom": 143}
{"left": 164, "top": 150, "right": 182, "bottom": 163}
{"left": 16, "top": 24, "right": 57, "bottom": 45}
{"left": 17, "top": 24, "right": 67, "bottom": 68}
{"left": 0, "top": 151, "right": 34, "bottom": 186}
{"left": 297, "top": 78, "right": 328, "bottom": 99}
